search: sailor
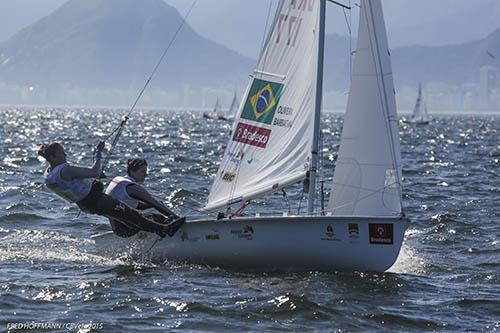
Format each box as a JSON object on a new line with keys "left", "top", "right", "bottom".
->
{"left": 38, "top": 142, "right": 185, "bottom": 238}
{"left": 105, "top": 157, "right": 181, "bottom": 237}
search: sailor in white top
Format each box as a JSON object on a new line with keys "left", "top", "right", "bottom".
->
{"left": 39, "top": 142, "right": 184, "bottom": 238}
{"left": 105, "top": 158, "right": 180, "bottom": 236}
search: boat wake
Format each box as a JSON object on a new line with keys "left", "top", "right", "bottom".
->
{"left": 0, "top": 228, "right": 125, "bottom": 266}
{"left": 388, "top": 228, "right": 430, "bottom": 275}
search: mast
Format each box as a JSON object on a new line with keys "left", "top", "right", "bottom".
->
{"left": 307, "top": 0, "right": 326, "bottom": 214}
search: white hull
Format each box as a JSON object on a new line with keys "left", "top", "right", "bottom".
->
{"left": 92, "top": 215, "right": 409, "bottom": 272}
{"left": 404, "top": 117, "right": 429, "bottom": 125}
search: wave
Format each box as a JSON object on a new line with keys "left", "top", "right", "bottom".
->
{"left": 0, "top": 213, "right": 53, "bottom": 223}
{"left": 0, "top": 229, "right": 124, "bottom": 266}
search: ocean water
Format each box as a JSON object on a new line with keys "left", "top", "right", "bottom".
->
{"left": 0, "top": 106, "right": 498, "bottom": 332}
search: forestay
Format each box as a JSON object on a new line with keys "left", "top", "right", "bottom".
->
{"left": 204, "top": 0, "right": 320, "bottom": 212}
{"left": 328, "top": 0, "right": 402, "bottom": 217}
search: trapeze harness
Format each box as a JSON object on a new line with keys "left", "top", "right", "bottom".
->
{"left": 44, "top": 163, "right": 169, "bottom": 238}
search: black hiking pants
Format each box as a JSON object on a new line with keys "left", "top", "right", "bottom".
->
{"left": 77, "top": 181, "right": 167, "bottom": 238}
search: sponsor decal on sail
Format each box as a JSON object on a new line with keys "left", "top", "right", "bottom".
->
{"left": 241, "top": 78, "right": 283, "bottom": 125}
{"left": 221, "top": 171, "right": 236, "bottom": 182}
{"left": 273, "top": 106, "right": 294, "bottom": 128}
{"left": 232, "top": 122, "right": 271, "bottom": 148}
{"left": 369, "top": 223, "right": 394, "bottom": 245}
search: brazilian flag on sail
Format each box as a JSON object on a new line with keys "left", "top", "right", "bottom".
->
{"left": 240, "top": 78, "right": 283, "bottom": 125}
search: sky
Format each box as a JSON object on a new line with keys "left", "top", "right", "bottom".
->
{"left": 1, "top": 0, "right": 500, "bottom": 58}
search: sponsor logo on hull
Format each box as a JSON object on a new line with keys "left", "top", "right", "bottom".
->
{"left": 348, "top": 223, "right": 359, "bottom": 240}
{"left": 321, "top": 224, "right": 341, "bottom": 241}
{"left": 230, "top": 224, "right": 254, "bottom": 240}
{"left": 205, "top": 234, "right": 220, "bottom": 240}
{"left": 369, "top": 223, "right": 394, "bottom": 245}
{"left": 181, "top": 232, "right": 200, "bottom": 242}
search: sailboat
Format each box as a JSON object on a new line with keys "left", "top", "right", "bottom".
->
{"left": 405, "top": 82, "right": 430, "bottom": 124}
{"left": 203, "top": 98, "right": 223, "bottom": 119}
{"left": 93, "top": 0, "right": 409, "bottom": 272}
{"left": 221, "top": 90, "right": 239, "bottom": 121}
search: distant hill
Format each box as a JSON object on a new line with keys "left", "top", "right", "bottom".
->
{"left": 322, "top": 28, "right": 500, "bottom": 89}
{"left": 391, "top": 28, "right": 500, "bottom": 87}
{"left": 0, "top": 0, "right": 253, "bottom": 105}
{"left": 0, "top": 0, "right": 499, "bottom": 107}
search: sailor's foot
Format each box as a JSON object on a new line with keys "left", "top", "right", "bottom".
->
{"left": 160, "top": 217, "right": 186, "bottom": 237}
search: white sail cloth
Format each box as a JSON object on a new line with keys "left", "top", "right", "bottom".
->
{"left": 227, "top": 91, "right": 238, "bottom": 118}
{"left": 204, "top": 0, "right": 320, "bottom": 212}
{"left": 328, "top": 0, "right": 402, "bottom": 217}
{"left": 413, "top": 83, "right": 423, "bottom": 118}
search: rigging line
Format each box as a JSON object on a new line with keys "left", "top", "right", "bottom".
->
{"left": 99, "top": 0, "right": 198, "bottom": 174}
{"left": 256, "top": 0, "right": 277, "bottom": 80}
{"left": 100, "top": 117, "right": 128, "bottom": 175}
{"left": 145, "top": 236, "right": 162, "bottom": 256}
{"left": 319, "top": 130, "right": 325, "bottom": 214}
{"left": 223, "top": 0, "right": 274, "bottom": 209}
{"left": 328, "top": 183, "right": 401, "bottom": 214}
{"left": 349, "top": 0, "right": 353, "bottom": 79}
{"left": 176, "top": 203, "right": 212, "bottom": 217}
{"left": 227, "top": 152, "right": 244, "bottom": 208}
{"left": 124, "top": 0, "right": 198, "bottom": 120}
{"left": 365, "top": 1, "right": 403, "bottom": 212}
{"left": 342, "top": 7, "right": 352, "bottom": 35}
{"left": 327, "top": 0, "right": 351, "bottom": 10}
{"left": 341, "top": 1, "right": 353, "bottom": 83}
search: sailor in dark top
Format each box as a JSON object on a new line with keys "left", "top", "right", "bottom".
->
{"left": 105, "top": 158, "right": 180, "bottom": 237}
{"left": 39, "top": 142, "right": 185, "bottom": 238}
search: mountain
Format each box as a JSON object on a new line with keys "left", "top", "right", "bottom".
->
{"left": 3, "top": 1, "right": 500, "bottom": 57}
{"left": 0, "top": 0, "right": 253, "bottom": 105}
{"left": 383, "top": 0, "right": 500, "bottom": 48}
{"left": 322, "top": 28, "right": 500, "bottom": 90}
{"left": 166, "top": 0, "right": 500, "bottom": 58}
{"left": 391, "top": 28, "right": 500, "bottom": 87}
{"left": 0, "top": 0, "right": 499, "bottom": 108}
{"left": 0, "top": 0, "right": 66, "bottom": 43}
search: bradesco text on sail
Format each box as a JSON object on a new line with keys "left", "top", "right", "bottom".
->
{"left": 232, "top": 122, "right": 271, "bottom": 148}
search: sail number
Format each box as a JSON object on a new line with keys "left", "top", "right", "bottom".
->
{"left": 276, "top": 15, "right": 303, "bottom": 47}
{"left": 276, "top": 0, "right": 315, "bottom": 47}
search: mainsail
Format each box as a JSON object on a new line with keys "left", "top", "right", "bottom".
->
{"left": 410, "top": 82, "right": 429, "bottom": 123}
{"left": 328, "top": 0, "right": 402, "bottom": 217}
{"left": 204, "top": 0, "right": 320, "bottom": 212}
{"left": 213, "top": 98, "right": 222, "bottom": 117}
{"left": 413, "top": 82, "right": 423, "bottom": 119}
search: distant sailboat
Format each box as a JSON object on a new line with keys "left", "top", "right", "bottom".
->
{"left": 203, "top": 98, "right": 223, "bottom": 119}
{"left": 405, "top": 83, "right": 430, "bottom": 124}
{"left": 93, "top": 0, "right": 409, "bottom": 272}
{"left": 223, "top": 90, "right": 239, "bottom": 120}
